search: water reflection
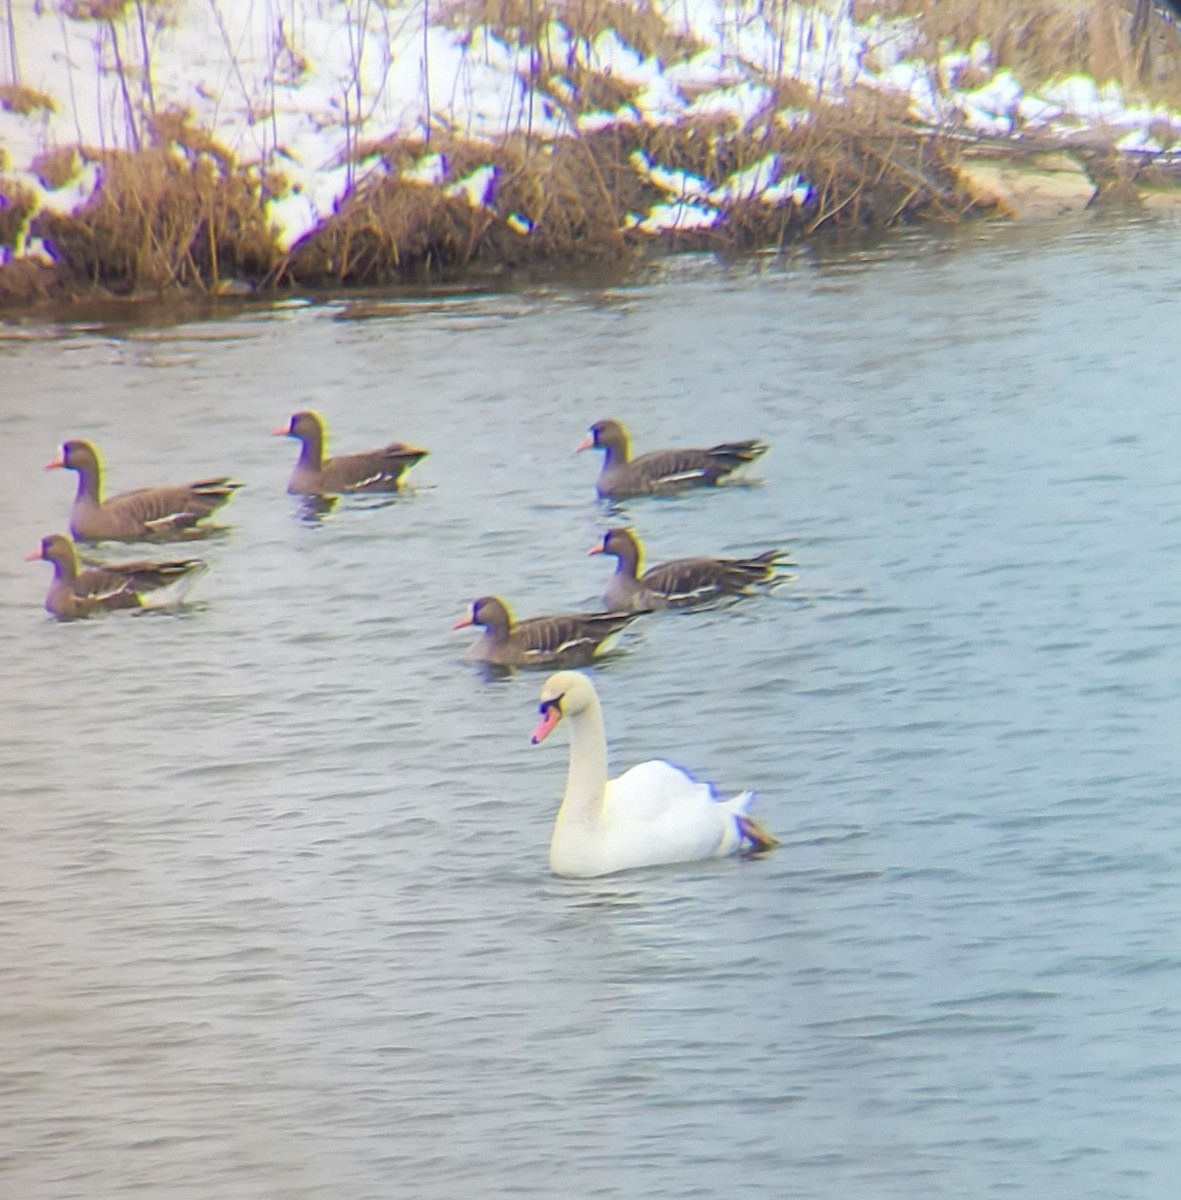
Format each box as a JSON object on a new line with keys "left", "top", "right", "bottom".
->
{"left": 288, "top": 490, "right": 430, "bottom": 525}
{"left": 293, "top": 493, "right": 339, "bottom": 524}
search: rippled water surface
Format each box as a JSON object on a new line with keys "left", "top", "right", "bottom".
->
{"left": 3, "top": 216, "right": 1181, "bottom": 1199}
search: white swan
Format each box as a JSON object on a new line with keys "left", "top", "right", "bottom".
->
{"left": 531, "top": 670, "right": 778, "bottom": 878}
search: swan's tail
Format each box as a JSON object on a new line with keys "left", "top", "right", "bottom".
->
{"left": 736, "top": 813, "right": 780, "bottom": 853}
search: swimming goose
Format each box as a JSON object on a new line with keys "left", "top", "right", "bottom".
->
{"left": 47, "top": 438, "right": 240, "bottom": 541}
{"left": 275, "top": 410, "right": 427, "bottom": 494}
{"left": 590, "top": 527, "right": 791, "bottom": 611}
{"left": 577, "top": 418, "right": 768, "bottom": 499}
{"left": 454, "top": 596, "right": 643, "bottom": 668}
{"left": 531, "top": 670, "right": 779, "bottom": 877}
{"left": 27, "top": 533, "right": 207, "bottom": 618}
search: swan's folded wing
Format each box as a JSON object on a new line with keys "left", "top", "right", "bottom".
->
{"left": 604, "top": 759, "right": 715, "bottom": 822}
{"left": 604, "top": 760, "right": 734, "bottom": 860}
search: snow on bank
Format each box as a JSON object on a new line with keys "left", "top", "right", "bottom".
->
{"left": 2, "top": 0, "right": 1180, "bottom": 259}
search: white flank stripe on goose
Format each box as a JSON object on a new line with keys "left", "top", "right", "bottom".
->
{"left": 351, "top": 471, "right": 394, "bottom": 489}
{"left": 656, "top": 467, "right": 708, "bottom": 484}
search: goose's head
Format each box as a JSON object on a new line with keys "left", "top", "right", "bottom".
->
{"left": 454, "top": 595, "right": 512, "bottom": 634}
{"left": 576, "top": 419, "right": 629, "bottom": 457}
{"left": 589, "top": 527, "right": 641, "bottom": 568}
{"left": 532, "top": 670, "right": 595, "bottom": 744}
{"left": 274, "top": 410, "right": 325, "bottom": 444}
{"left": 26, "top": 533, "right": 77, "bottom": 573}
{"left": 46, "top": 438, "right": 101, "bottom": 475}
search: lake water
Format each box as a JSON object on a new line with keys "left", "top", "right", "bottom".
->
{"left": 2, "top": 213, "right": 1180, "bottom": 1199}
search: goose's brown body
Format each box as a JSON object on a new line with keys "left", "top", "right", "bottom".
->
{"left": 455, "top": 596, "right": 643, "bottom": 668}
{"left": 578, "top": 419, "right": 768, "bottom": 499}
{"left": 48, "top": 439, "right": 240, "bottom": 541}
{"left": 28, "top": 533, "right": 207, "bottom": 618}
{"left": 276, "top": 410, "right": 427, "bottom": 495}
{"left": 591, "top": 528, "right": 789, "bottom": 611}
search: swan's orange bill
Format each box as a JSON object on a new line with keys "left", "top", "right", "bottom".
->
{"left": 45, "top": 455, "right": 64, "bottom": 470}
{"left": 453, "top": 613, "right": 474, "bottom": 629}
{"left": 271, "top": 425, "right": 291, "bottom": 436}
{"left": 531, "top": 707, "right": 562, "bottom": 744}
{"left": 587, "top": 542, "right": 604, "bottom": 556}
{"left": 575, "top": 434, "right": 594, "bottom": 452}
{"left": 24, "top": 548, "right": 43, "bottom": 561}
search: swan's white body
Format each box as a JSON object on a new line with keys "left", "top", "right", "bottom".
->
{"left": 532, "top": 671, "right": 775, "bottom": 878}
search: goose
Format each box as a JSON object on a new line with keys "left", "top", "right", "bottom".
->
{"left": 47, "top": 438, "right": 240, "bottom": 541}
{"left": 576, "top": 418, "right": 768, "bottom": 499}
{"left": 531, "top": 670, "right": 779, "bottom": 877}
{"left": 454, "top": 596, "right": 643, "bottom": 668}
{"left": 274, "top": 410, "right": 427, "bottom": 494}
{"left": 27, "top": 533, "right": 207, "bottom": 619}
{"left": 590, "top": 527, "right": 792, "bottom": 611}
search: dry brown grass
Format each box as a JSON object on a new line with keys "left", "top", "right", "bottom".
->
{"left": 32, "top": 146, "right": 83, "bottom": 190}
{"left": 552, "top": 66, "right": 641, "bottom": 114}
{"left": 623, "top": 93, "right": 971, "bottom": 250}
{"left": 61, "top": 0, "right": 134, "bottom": 20}
{"left": 857, "top": 0, "right": 1181, "bottom": 104}
{"left": 0, "top": 84, "right": 57, "bottom": 116}
{"left": 0, "top": 177, "right": 39, "bottom": 247}
{"left": 439, "top": 0, "right": 544, "bottom": 42}
{"left": 0, "top": 255, "right": 62, "bottom": 307}
{"left": 282, "top": 130, "right": 633, "bottom": 284}
{"left": 31, "top": 142, "right": 282, "bottom": 295}
{"left": 561, "top": 0, "right": 701, "bottom": 61}
{"left": 279, "top": 94, "right": 971, "bottom": 287}
{"left": 147, "top": 107, "right": 237, "bottom": 169}
{"left": 439, "top": 0, "right": 701, "bottom": 61}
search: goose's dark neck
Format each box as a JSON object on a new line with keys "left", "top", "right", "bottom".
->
{"left": 73, "top": 462, "right": 101, "bottom": 504}
{"left": 612, "top": 539, "right": 640, "bottom": 580}
{"left": 51, "top": 551, "right": 78, "bottom": 583}
{"left": 296, "top": 429, "right": 323, "bottom": 471}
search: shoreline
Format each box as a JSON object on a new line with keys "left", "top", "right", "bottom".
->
{"left": 4, "top": 130, "right": 1180, "bottom": 316}
{"left": 4, "top": 1, "right": 1181, "bottom": 312}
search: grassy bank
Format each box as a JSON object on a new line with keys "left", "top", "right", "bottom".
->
{"left": 2, "top": 0, "right": 1181, "bottom": 310}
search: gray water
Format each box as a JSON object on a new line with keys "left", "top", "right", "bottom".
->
{"left": 2, "top": 215, "right": 1180, "bottom": 1199}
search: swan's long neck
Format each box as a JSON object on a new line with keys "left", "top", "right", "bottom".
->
{"left": 557, "top": 695, "right": 610, "bottom": 830}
